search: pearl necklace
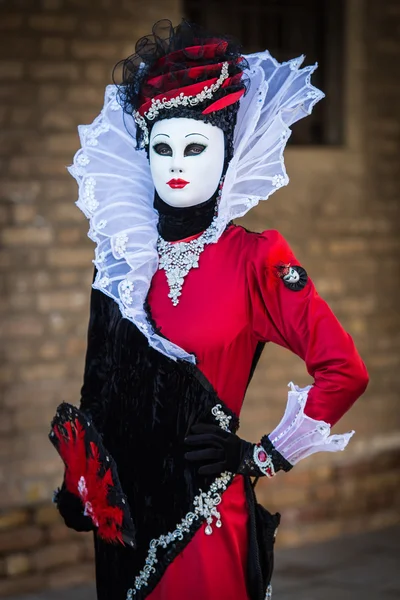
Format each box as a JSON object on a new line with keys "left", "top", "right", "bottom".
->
{"left": 157, "top": 217, "right": 218, "bottom": 306}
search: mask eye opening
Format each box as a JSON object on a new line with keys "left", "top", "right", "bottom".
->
{"left": 184, "top": 143, "right": 207, "bottom": 157}
{"left": 153, "top": 142, "right": 172, "bottom": 156}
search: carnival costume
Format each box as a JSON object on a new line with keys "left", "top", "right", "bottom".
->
{"left": 49, "top": 20, "right": 369, "bottom": 600}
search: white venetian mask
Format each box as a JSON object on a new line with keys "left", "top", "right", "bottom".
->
{"left": 149, "top": 117, "right": 225, "bottom": 208}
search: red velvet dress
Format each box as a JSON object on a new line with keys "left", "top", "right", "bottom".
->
{"left": 146, "top": 224, "right": 368, "bottom": 600}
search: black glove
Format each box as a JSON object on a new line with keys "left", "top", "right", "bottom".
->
{"left": 53, "top": 481, "right": 95, "bottom": 533}
{"left": 185, "top": 423, "right": 253, "bottom": 476}
{"left": 185, "top": 423, "right": 292, "bottom": 477}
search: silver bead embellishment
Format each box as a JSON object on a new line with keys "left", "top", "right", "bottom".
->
{"left": 211, "top": 404, "right": 232, "bottom": 432}
{"left": 157, "top": 216, "right": 218, "bottom": 306}
{"left": 126, "top": 471, "right": 233, "bottom": 598}
{"left": 125, "top": 403, "right": 234, "bottom": 598}
{"left": 271, "top": 174, "right": 287, "bottom": 188}
{"left": 82, "top": 177, "right": 98, "bottom": 213}
{"left": 114, "top": 232, "right": 129, "bottom": 258}
{"left": 120, "top": 279, "right": 134, "bottom": 306}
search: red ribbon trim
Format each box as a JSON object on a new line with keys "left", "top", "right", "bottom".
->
{"left": 201, "top": 88, "right": 245, "bottom": 114}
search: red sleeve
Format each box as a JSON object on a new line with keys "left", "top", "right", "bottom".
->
{"left": 247, "top": 229, "right": 369, "bottom": 426}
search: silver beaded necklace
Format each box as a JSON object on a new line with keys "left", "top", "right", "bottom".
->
{"left": 157, "top": 216, "right": 218, "bottom": 306}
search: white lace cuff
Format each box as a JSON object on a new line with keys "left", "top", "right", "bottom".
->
{"left": 268, "top": 382, "right": 355, "bottom": 465}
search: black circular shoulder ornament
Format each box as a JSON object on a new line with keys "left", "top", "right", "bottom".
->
{"left": 282, "top": 266, "right": 308, "bottom": 291}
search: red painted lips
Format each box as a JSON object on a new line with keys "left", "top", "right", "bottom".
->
{"left": 167, "top": 178, "right": 189, "bottom": 189}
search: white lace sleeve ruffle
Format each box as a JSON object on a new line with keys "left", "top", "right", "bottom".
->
{"left": 68, "top": 50, "right": 324, "bottom": 363}
{"left": 268, "top": 382, "right": 355, "bottom": 465}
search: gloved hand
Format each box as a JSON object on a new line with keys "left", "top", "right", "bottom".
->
{"left": 53, "top": 481, "right": 96, "bottom": 533}
{"left": 184, "top": 423, "right": 253, "bottom": 476}
{"left": 184, "top": 423, "right": 292, "bottom": 477}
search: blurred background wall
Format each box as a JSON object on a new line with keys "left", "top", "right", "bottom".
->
{"left": 0, "top": 0, "right": 399, "bottom": 596}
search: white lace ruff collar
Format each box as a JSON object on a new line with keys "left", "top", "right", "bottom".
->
{"left": 68, "top": 50, "right": 324, "bottom": 364}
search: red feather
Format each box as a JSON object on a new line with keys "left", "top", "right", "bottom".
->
{"left": 51, "top": 416, "right": 125, "bottom": 544}
{"left": 54, "top": 420, "right": 87, "bottom": 493}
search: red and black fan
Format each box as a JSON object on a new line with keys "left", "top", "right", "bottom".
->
{"left": 49, "top": 402, "right": 136, "bottom": 547}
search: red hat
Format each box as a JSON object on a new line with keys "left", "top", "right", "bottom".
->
{"left": 114, "top": 20, "right": 248, "bottom": 147}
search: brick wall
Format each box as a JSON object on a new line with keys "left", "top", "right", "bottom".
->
{"left": 0, "top": 0, "right": 399, "bottom": 596}
{"left": 0, "top": 0, "right": 183, "bottom": 595}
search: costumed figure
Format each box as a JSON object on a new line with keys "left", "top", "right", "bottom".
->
{"left": 49, "top": 20, "right": 369, "bottom": 600}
